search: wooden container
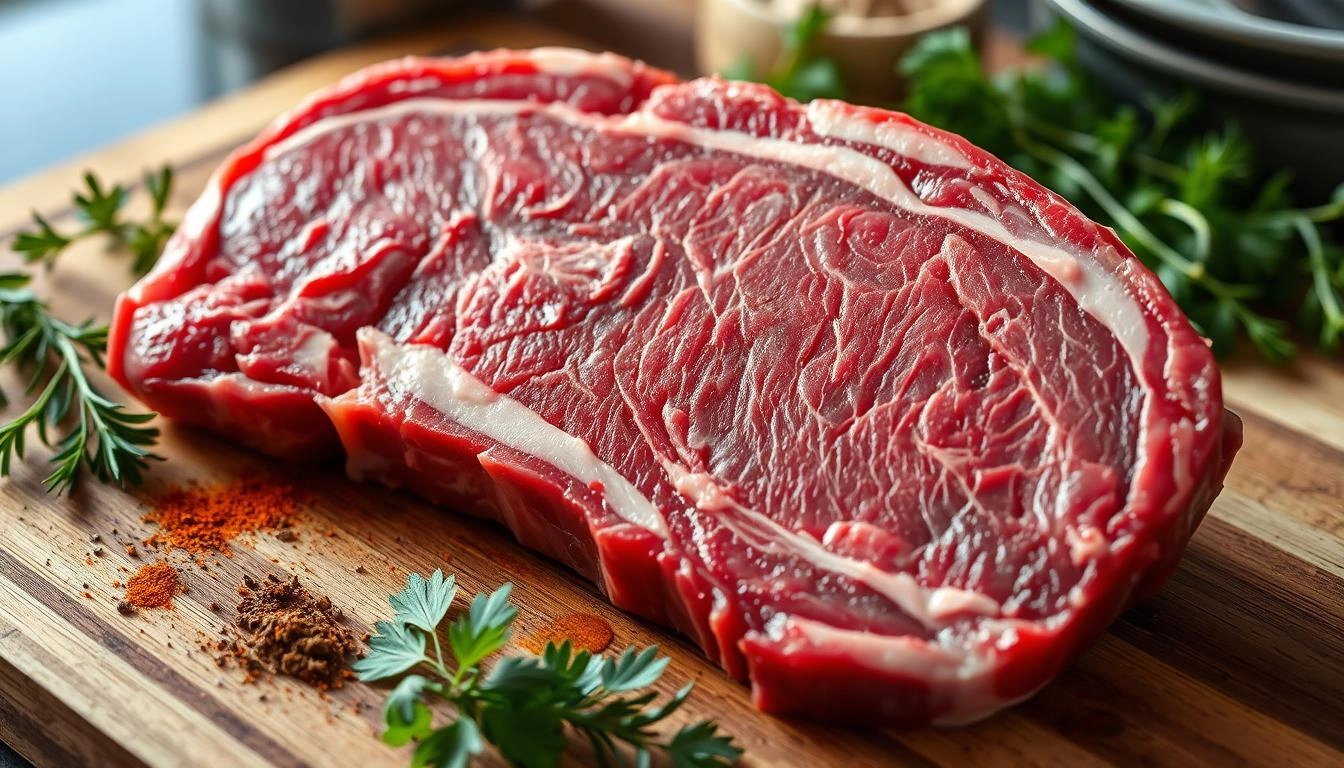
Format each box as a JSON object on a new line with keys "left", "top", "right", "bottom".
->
{"left": 696, "top": 0, "right": 987, "bottom": 103}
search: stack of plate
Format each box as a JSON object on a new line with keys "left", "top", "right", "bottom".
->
{"left": 1035, "top": 0, "right": 1344, "bottom": 199}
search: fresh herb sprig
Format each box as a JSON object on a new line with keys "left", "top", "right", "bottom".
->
{"left": 0, "top": 272, "right": 160, "bottom": 492}
{"left": 899, "top": 23, "right": 1344, "bottom": 360}
{"left": 723, "top": 5, "right": 847, "bottom": 102}
{"left": 14, "top": 167, "right": 176, "bottom": 276}
{"left": 356, "top": 570, "right": 742, "bottom": 768}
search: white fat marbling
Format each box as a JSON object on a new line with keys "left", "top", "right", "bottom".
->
{"left": 365, "top": 328, "right": 668, "bottom": 536}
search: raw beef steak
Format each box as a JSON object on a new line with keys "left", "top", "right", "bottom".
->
{"left": 109, "top": 49, "right": 1241, "bottom": 725}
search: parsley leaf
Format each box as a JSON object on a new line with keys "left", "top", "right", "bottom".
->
{"left": 354, "top": 620, "right": 427, "bottom": 682}
{"left": 448, "top": 584, "right": 517, "bottom": 672}
{"left": 390, "top": 570, "right": 458, "bottom": 633}
{"left": 359, "top": 571, "right": 743, "bottom": 767}
{"left": 599, "top": 646, "right": 668, "bottom": 693}
{"left": 413, "top": 719, "right": 483, "bottom": 768}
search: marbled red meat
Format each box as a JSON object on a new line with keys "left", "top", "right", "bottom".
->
{"left": 108, "top": 49, "right": 1240, "bottom": 725}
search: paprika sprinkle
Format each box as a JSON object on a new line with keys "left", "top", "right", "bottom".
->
{"left": 146, "top": 478, "right": 305, "bottom": 555}
{"left": 519, "top": 613, "right": 614, "bottom": 655}
{"left": 124, "top": 561, "right": 180, "bottom": 609}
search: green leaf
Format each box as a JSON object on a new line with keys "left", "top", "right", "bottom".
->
{"left": 0, "top": 272, "right": 32, "bottom": 292}
{"left": 146, "top": 165, "right": 173, "bottom": 216}
{"left": 383, "top": 674, "right": 441, "bottom": 747}
{"left": 600, "top": 646, "right": 668, "bottom": 693}
{"left": 73, "top": 171, "right": 126, "bottom": 233}
{"left": 12, "top": 212, "right": 71, "bottom": 268}
{"left": 448, "top": 584, "right": 518, "bottom": 671}
{"left": 389, "top": 569, "right": 458, "bottom": 633}
{"left": 899, "top": 26, "right": 975, "bottom": 77}
{"left": 127, "top": 221, "right": 175, "bottom": 277}
{"left": 665, "top": 721, "right": 743, "bottom": 768}
{"left": 1126, "top": 185, "right": 1166, "bottom": 217}
{"left": 480, "top": 655, "right": 562, "bottom": 704}
{"left": 1092, "top": 107, "right": 1138, "bottom": 181}
{"left": 1025, "top": 17, "right": 1076, "bottom": 63}
{"left": 542, "top": 641, "right": 602, "bottom": 695}
{"left": 720, "top": 54, "right": 758, "bottom": 82}
{"left": 0, "top": 166, "right": 175, "bottom": 494}
{"left": 480, "top": 704, "right": 566, "bottom": 768}
{"left": 727, "top": 1, "right": 845, "bottom": 102}
{"left": 355, "top": 620, "right": 427, "bottom": 681}
{"left": 1179, "top": 128, "right": 1253, "bottom": 210}
{"left": 412, "top": 719, "right": 483, "bottom": 768}
{"left": 360, "top": 575, "right": 732, "bottom": 765}
{"left": 781, "top": 3, "right": 830, "bottom": 51}
{"left": 1145, "top": 91, "right": 1197, "bottom": 150}
{"left": 777, "top": 58, "right": 847, "bottom": 102}
{"left": 1241, "top": 312, "right": 1295, "bottom": 363}
{"left": 1188, "top": 300, "right": 1239, "bottom": 358}
{"left": 637, "top": 682, "right": 693, "bottom": 726}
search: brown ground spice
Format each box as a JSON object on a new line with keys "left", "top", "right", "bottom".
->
{"left": 520, "top": 613, "right": 614, "bottom": 654}
{"left": 218, "top": 574, "right": 357, "bottom": 689}
{"left": 146, "top": 478, "right": 305, "bottom": 555}
{"left": 124, "top": 561, "right": 180, "bottom": 609}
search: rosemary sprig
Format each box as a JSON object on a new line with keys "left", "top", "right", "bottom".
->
{"left": 357, "top": 570, "right": 742, "bottom": 768}
{"left": 0, "top": 272, "right": 160, "bottom": 493}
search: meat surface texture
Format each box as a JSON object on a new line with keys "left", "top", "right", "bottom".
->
{"left": 109, "top": 49, "right": 1241, "bottom": 725}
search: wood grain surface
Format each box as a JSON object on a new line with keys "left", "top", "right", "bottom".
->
{"left": 0, "top": 15, "right": 1341, "bottom": 768}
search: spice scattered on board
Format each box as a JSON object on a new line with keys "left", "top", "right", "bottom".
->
{"left": 124, "top": 561, "right": 181, "bottom": 609}
{"left": 519, "top": 613, "right": 614, "bottom": 655}
{"left": 146, "top": 478, "right": 306, "bottom": 555}
{"left": 214, "top": 574, "right": 357, "bottom": 689}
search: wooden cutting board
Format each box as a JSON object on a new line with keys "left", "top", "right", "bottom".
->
{"left": 0, "top": 16, "right": 1340, "bottom": 768}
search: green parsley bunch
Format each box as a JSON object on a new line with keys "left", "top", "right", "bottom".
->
{"left": 355, "top": 570, "right": 742, "bottom": 768}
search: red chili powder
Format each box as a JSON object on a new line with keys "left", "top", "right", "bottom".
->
{"left": 125, "top": 561, "right": 180, "bottom": 609}
{"left": 145, "top": 478, "right": 305, "bottom": 555}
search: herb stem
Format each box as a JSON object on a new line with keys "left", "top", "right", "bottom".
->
{"left": 1295, "top": 214, "right": 1344, "bottom": 345}
{"left": 1020, "top": 116, "right": 1184, "bottom": 181}
{"left": 1251, "top": 197, "right": 1344, "bottom": 226}
{"left": 428, "top": 631, "right": 449, "bottom": 677}
{"left": 1010, "top": 127, "right": 1258, "bottom": 300}
{"left": 1156, "top": 198, "right": 1213, "bottom": 263}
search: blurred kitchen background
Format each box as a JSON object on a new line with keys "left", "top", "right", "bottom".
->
{"left": 4, "top": 0, "right": 1341, "bottom": 191}
{"left": 0, "top": 0, "right": 1043, "bottom": 184}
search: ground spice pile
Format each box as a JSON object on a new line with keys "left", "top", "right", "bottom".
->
{"left": 218, "top": 574, "right": 357, "bottom": 689}
{"left": 520, "top": 613, "right": 613, "bottom": 655}
{"left": 146, "top": 478, "right": 305, "bottom": 555}
{"left": 124, "top": 561, "right": 180, "bottom": 609}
